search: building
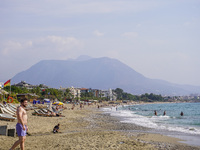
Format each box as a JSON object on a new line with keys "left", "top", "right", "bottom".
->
{"left": 13, "top": 81, "right": 48, "bottom": 90}
{"left": 69, "top": 86, "right": 81, "bottom": 100}
{"left": 101, "top": 89, "right": 117, "bottom": 101}
{"left": 91, "top": 89, "right": 101, "bottom": 98}
{"left": 80, "top": 88, "right": 90, "bottom": 94}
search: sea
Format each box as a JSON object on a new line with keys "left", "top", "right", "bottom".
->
{"left": 102, "top": 102, "right": 200, "bottom": 146}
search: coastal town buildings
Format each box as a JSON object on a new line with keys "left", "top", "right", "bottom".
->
{"left": 59, "top": 86, "right": 117, "bottom": 101}
{"left": 13, "top": 81, "right": 48, "bottom": 90}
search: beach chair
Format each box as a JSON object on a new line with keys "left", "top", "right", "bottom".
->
{"left": 0, "top": 113, "right": 16, "bottom": 122}
{"left": 8, "top": 103, "right": 17, "bottom": 110}
{"left": 7, "top": 104, "right": 16, "bottom": 112}
{"left": 41, "top": 109, "right": 48, "bottom": 113}
{"left": 0, "top": 107, "right": 13, "bottom": 115}
{"left": 0, "top": 104, "right": 15, "bottom": 115}
{"left": 0, "top": 107, "right": 4, "bottom": 113}
{"left": 7, "top": 103, "right": 16, "bottom": 108}
{"left": 32, "top": 110, "right": 43, "bottom": 116}
{"left": 5, "top": 106, "right": 15, "bottom": 114}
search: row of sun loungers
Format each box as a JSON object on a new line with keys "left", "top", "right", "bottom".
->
{"left": 32, "top": 108, "right": 64, "bottom": 117}
{"left": 0, "top": 102, "right": 65, "bottom": 120}
{"left": 0, "top": 103, "right": 17, "bottom": 121}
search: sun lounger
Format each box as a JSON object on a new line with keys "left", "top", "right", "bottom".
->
{"left": 0, "top": 113, "right": 16, "bottom": 121}
{"left": 7, "top": 104, "right": 17, "bottom": 112}
{"left": 8, "top": 103, "right": 17, "bottom": 109}
{"left": 32, "top": 110, "right": 43, "bottom": 116}
{"left": 32, "top": 110, "right": 49, "bottom": 116}
{"left": 0, "top": 107, "right": 4, "bottom": 113}
{"left": 7, "top": 106, "right": 16, "bottom": 112}
{"left": 32, "top": 109, "right": 64, "bottom": 117}
{"left": 0, "top": 104, "right": 16, "bottom": 116}
{"left": 42, "top": 109, "right": 48, "bottom": 113}
{"left": 0, "top": 107, "right": 15, "bottom": 116}
{"left": 5, "top": 106, "right": 15, "bottom": 114}
{"left": 7, "top": 103, "right": 17, "bottom": 109}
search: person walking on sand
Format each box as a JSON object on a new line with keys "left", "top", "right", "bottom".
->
{"left": 10, "top": 98, "right": 28, "bottom": 150}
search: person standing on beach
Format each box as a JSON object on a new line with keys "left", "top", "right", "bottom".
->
{"left": 10, "top": 98, "right": 28, "bottom": 150}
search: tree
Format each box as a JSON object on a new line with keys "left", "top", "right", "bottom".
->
{"left": 64, "top": 88, "right": 72, "bottom": 99}
{"left": 114, "top": 88, "right": 124, "bottom": 100}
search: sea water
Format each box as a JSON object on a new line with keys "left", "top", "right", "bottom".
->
{"left": 102, "top": 102, "right": 200, "bottom": 146}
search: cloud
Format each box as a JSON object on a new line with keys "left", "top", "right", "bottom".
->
{"left": 122, "top": 32, "right": 138, "bottom": 38}
{"left": 93, "top": 30, "right": 105, "bottom": 37}
{"left": 0, "top": 36, "right": 83, "bottom": 59}
{"left": 1, "top": 40, "right": 32, "bottom": 55}
{"left": 0, "top": 35, "right": 84, "bottom": 80}
{"left": 36, "top": 36, "right": 83, "bottom": 53}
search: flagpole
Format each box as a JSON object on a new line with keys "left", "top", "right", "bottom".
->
{"left": 10, "top": 81, "right": 11, "bottom": 95}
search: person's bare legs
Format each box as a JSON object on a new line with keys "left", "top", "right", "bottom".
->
{"left": 10, "top": 136, "right": 26, "bottom": 150}
{"left": 20, "top": 136, "right": 26, "bottom": 150}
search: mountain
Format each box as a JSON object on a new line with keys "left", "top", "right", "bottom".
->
{"left": 12, "top": 56, "right": 200, "bottom": 95}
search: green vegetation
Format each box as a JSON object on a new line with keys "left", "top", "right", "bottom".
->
{"left": 114, "top": 88, "right": 164, "bottom": 102}
{"left": 1, "top": 86, "right": 164, "bottom": 103}
{"left": 1, "top": 86, "right": 65, "bottom": 102}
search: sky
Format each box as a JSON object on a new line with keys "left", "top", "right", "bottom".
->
{"left": 0, "top": 0, "right": 200, "bottom": 86}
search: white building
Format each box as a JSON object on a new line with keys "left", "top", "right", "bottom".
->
{"left": 69, "top": 86, "right": 81, "bottom": 100}
{"left": 101, "top": 88, "right": 117, "bottom": 101}
{"left": 60, "top": 86, "right": 81, "bottom": 100}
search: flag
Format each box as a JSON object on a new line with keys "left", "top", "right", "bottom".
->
{"left": 4, "top": 79, "right": 11, "bottom": 87}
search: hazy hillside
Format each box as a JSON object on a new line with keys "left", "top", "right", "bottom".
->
{"left": 12, "top": 56, "right": 200, "bottom": 95}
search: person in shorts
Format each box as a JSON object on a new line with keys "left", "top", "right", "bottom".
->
{"left": 10, "top": 98, "right": 28, "bottom": 150}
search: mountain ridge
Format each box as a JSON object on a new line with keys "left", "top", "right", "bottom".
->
{"left": 12, "top": 56, "right": 200, "bottom": 95}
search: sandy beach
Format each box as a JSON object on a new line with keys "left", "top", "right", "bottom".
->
{"left": 0, "top": 103, "right": 200, "bottom": 150}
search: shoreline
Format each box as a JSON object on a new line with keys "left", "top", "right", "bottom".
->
{"left": 104, "top": 102, "right": 200, "bottom": 147}
{"left": 99, "top": 108, "right": 200, "bottom": 149}
{"left": 0, "top": 103, "right": 200, "bottom": 149}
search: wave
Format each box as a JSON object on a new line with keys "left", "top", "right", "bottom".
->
{"left": 102, "top": 107, "right": 200, "bottom": 135}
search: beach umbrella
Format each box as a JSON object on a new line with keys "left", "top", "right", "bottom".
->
{"left": 53, "top": 102, "right": 63, "bottom": 105}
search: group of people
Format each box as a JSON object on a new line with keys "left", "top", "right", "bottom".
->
{"left": 154, "top": 110, "right": 184, "bottom": 116}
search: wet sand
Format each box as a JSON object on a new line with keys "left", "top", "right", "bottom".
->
{"left": 0, "top": 103, "right": 200, "bottom": 150}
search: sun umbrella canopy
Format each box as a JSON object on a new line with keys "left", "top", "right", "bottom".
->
{"left": 53, "top": 102, "right": 63, "bottom": 105}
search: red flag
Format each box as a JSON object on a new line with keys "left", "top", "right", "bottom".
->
{"left": 4, "top": 79, "right": 11, "bottom": 87}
